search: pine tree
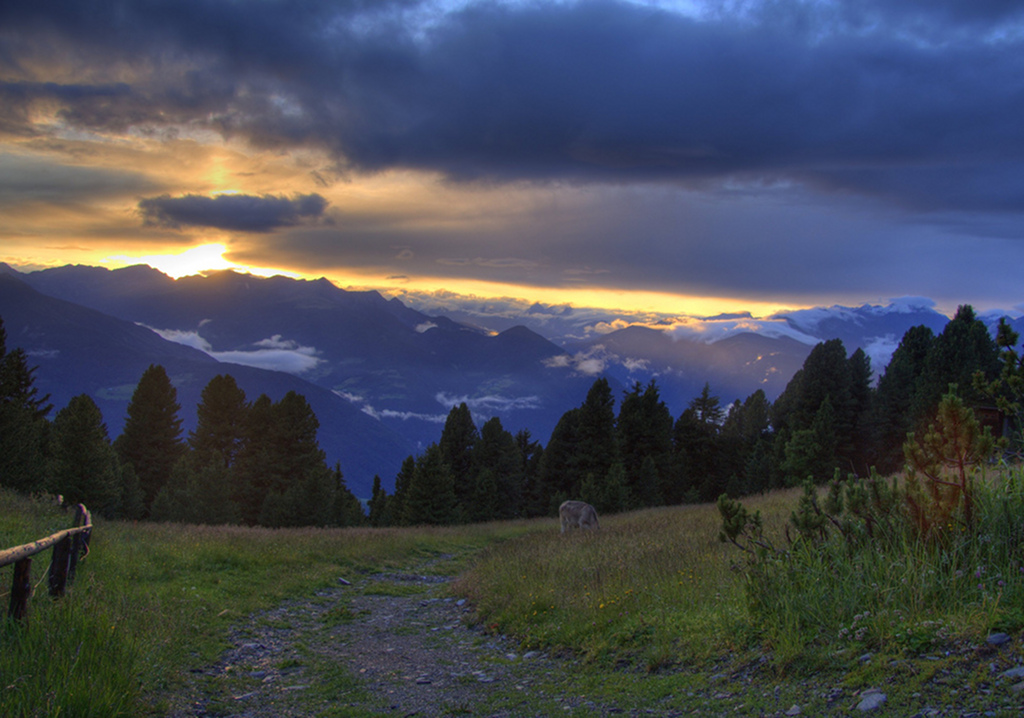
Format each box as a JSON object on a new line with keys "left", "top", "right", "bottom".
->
{"left": 332, "top": 464, "right": 366, "bottom": 527}
{"left": 190, "top": 374, "right": 248, "bottom": 467}
{"left": 402, "top": 444, "right": 458, "bottom": 525}
{"left": 472, "top": 417, "right": 523, "bottom": 520}
{"left": 232, "top": 394, "right": 275, "bottom": 524}
{"left": 115, "top": 364, "right": 185, "bottom": 514}
{"left": 537, "top": 408, "right": 581, "bottom": 513}
{"left": 617, "top": 381, "right": 673, "bottom": 508}
{"left": 576, "top": 378, "right": 617, "bottom": 490}
{"left": 515, "top": 429, "right": 545, "bottom": 517}
{"left": 719, "top": 390, "right": 773, "bottom": 494}
{"left": 674, "top": 384, "right": 725, "bottom": 502}
{"left": 50, "top": 394, "right": 120, "bottom": 516}
{"left": 438, "top": 402, "right": 478, "bottom": 520}
{"left": 781, "top": 395, "right": 839, "bottom": 484}
{"left": 255, "top": 391, "right": 331, "bottom": 527}
{"left": 152, "top": 452, "right": 240, "bottom": 525}
{"left": 912, "top": 305, "right": 1000, "bottom": 422}
{"left": 367, "top": 475, "right": 392, "bottom": 527}
{"left": 846, "top": 347, "right": 874, "bottom": 474}
{"left": 0, "top": 317, "right": 52, "bottom": 493}
{"left": 870, "top": 325, "right": 935, "bottom": 473}
{"left": 390, "top": 455, "right": 416, "bottom": 526}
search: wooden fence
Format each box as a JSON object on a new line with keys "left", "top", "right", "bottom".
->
{"left": 1, "top": 503, "right": 92, "bottom": 623}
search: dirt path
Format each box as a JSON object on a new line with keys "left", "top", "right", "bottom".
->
{"left": 162, "top": 553, "right": 1024, "bottom": 717}
{"left": 163, "top": 555, "right": 626, "bottom": 717}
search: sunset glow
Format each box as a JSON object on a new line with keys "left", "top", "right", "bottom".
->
{"left": 2, "top": 0, "right": 1024, "bottom": 321}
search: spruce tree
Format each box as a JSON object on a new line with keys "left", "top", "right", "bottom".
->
{"left": 912, "top": 305, "right": 1000, "bottom": 422}
{"left": 576, "top": 378, "right": 617, "bottom": 491}
{"left": 367, "top": 475, "right": 392, "bottom": 527}
{"left": 870, "top": 325, "right": 935, "bottom": 473}
{"left": 674, "top": 384, "right": 724, "bottom": 502}
{"left": 472, "top": 417, "right": 523, "bottom": 520}
{"left": 0, "top": 317, "right": 52, "bottom": 494}
{"left": 332, "top": 463, "right": 366, "bottom": 527}
{"left": 390, "top": 455, "right": 416, "bottom": 526}
{"left": 115, "top": 364, "right": 185, "bottom": 513}
{"left": 51, "top": 394, "right": 121, "bottom": 515}
{"left": 402, "top": 444, "right": 458, "bottom": 525}
{"left": 232, "top": 394, "right": 275, "bottom": 524}
{"left": 617, "top": 381, "right": 673, "bottom": 507}
{"left": 438, "top": 402, "right": 478, "bottom": 519}
{"left": 536, "top": 407, "right": 581, "bottom": 513}
{"left": 515, "top": 429, "right": 545, "bottom": 517}
{"left": 190, "top": 374, "right": 248, "bottom": 467}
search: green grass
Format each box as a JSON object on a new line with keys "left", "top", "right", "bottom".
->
{"left": 3, "top": 467, "right": 1024, "bottom": 716}
{"left": 454, "top": 490, "right": 799, "bottom": 669}
{"left": 0, "top": 490, "right": 537, "bottom": 717}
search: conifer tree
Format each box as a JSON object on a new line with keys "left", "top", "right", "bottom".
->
{"left": 674, "top": 383, "right": 724, "bottom": 502}
{"left": 912, "top": 305, "right": 1000, "bottom": 422}
{"left": 389, "top": 455, "right": 416, "bottom": 526}
{"left": 233, "top": 393, "right": 276, "bottom": 524}
{"left": 402, "top": 443, "right": 458, "bottom": 525}
{"left": 617, "top": 381, "right": 673, "bottom": 507}
{"left": 190, "top": 374, "right": 248, "bottom": 467}
{"left": 332, "top": 463, "right": 366, "bottom": 527}
{"left": 537, "top": 407, "right": 581, "bottom": 513}
{"left": 515, "top": 429, "right": 545, "bottom": 517}
{"left": 367, "top": 475, "right": 392, "bottom": 527}
{"left": 51, "top": 394, "right": 121, "bottom": 515}
{"left": 576, "top": 378, "right": 617, "bottom": 490}
{"left": 0, "top": 317, "right": 52, "bottom": 493}
{"left": 781, "top": 395, "right": 839, "bottom": 484}
{"left": 472, "top": 416, "right": 523, "bottom": 520}
{"left": 115, "top": 364, "right": 185, "bottom": 513}
{"left": 870, "top": 325, "right": 935, "bottom": 473}
{"left": 438, "top": 402, "right": 478, "bottom": 519}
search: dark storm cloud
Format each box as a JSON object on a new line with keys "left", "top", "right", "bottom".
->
{"left": 138, "top": 193, "right": 328, "bottom": 232}
{"left": 4, "top": 0, "right": 1024, "bottom": 213}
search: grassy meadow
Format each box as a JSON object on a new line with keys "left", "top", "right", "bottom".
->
{"left": 3, "top": 467, "right": 1024, "bottom": 716}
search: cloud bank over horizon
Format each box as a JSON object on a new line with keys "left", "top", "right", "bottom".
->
{"left": 3, "top": 0, "right": 1024, "bottom": 313}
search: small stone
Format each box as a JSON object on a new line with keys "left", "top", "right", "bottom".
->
{"left": 416, "top": 676, "right": 432, "bottom": 685}
{"left": 1010, "top": 681, "right": 1024, "bottom": 693}
{"left": 785, "top": 705, "right": 801, "bottom": 715}
{"left": 523, "top": 651, "right": 540, "bottom": 659}
{"left": 857, "top": 689, "right": 887, "bottom": 711}
{"left": 858, "top": 652, "right": 873, "bottom": 664}
{"left": 456, "top": 598, "right": 466, "bottom": 607}
{"left": 506, "top": 653, "right": 518, "bottom": 660}
{"left": 1001, "top": 666, "right": 1024, "bottom": 680}
{"left": 337, "top": 577, "right": 351, "bottom": 586}
{"left": 987, "top": 632, "right": 1011, "bottom": 646}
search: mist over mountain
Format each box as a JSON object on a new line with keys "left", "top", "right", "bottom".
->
{"left": 0, "top": 271, "right": 413, "bottom": 495}
{"left": 3, "top": 262, "right": 1020, "bottom": 496}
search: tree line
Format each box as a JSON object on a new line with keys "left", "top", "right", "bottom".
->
{"left": 0, "top": 317, "right": 363, "bottom": 527}
{"left": 367, "top": 305, "right": 1018, "bottom": 525}
{"left": 2, "top": 305, "right": 1019, "bottom": 527}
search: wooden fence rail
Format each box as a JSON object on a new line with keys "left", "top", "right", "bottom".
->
{"left": 1, "top": 503, "right": 92, "bottom": 623}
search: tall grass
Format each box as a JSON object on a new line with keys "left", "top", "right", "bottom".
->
{"left": 454, "top": 490, "right": 801, "bottom": 669}
{"left": 724, "top": 465, "right": 1024, "bottom": 665}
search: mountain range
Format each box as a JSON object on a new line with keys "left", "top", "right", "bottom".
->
{"left": 1, "top": 262, "right": 1018, "bottom": 497}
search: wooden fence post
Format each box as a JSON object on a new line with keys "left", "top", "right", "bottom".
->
{"left": 68, "top": 504, "right": 91, "bottom": 586}
{"left": 9, "top": 558, "right": 32, "bottom": 623}
{"left": 48, "top": 535, "right": 73, "bottom": 597}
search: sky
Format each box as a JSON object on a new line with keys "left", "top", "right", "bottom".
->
{"left": 3, "top": 0, "right": 1024, "bottom": 328}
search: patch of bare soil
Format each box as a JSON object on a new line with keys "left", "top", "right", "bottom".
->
{"left": 161, "top": 556, "right": 620, "bottom": 717}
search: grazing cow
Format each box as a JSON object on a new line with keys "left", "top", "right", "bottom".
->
{"left": 559, "top": 500, "right": 600, "bottom": 533}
